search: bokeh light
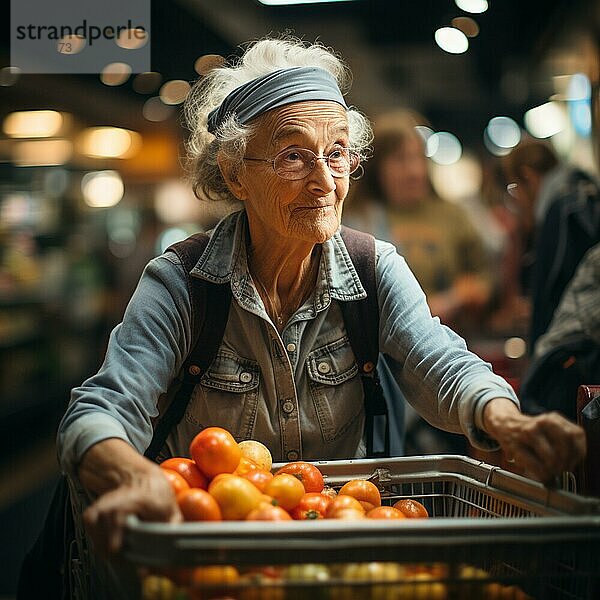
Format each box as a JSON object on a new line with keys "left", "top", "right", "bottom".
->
{"left": 159, "top": 80, "right": 191, "bottom": 105}
{"left": 435, "top": 27, "right": 469, "bottom": 54}
{"left": 194, "top": 55, "right": 226, "bottom": 76}
{"left": 81, "top": 171, "right": 124, "bottom": 208}
{"left": 0, "top": 66, "right": 21, "bottom": 87}
{"left": 100, "top": 62, "right": 132, "bottom": 86}
{"left": 3, "top": 110, "right": 64, "bottom": 138}
{"left": 116, "top": 28, "right": 148, "bottom": 50}
{"left": 451, "top": 16, "right": 480, "bottom": 38}
{"left": 57, "top": 35, "right": 86, "bottom": 55}
{"left": 13, "top": 139, "right": 73, "bottom": 166}
{"left": 79, "top": 127, "right": 142, "bottom": 159}
{"left": 486, "top": 116, "right": 521, "bottom": 149}
{"left": 455, "top": 0, "right": 488, "bottom": 14}
{"left": 133, "top": 72, "right": 162, "bottom": 94}
{"left": 154, "top": 180, "right": 202, "bottom": 224}
{"left": 504, "top": 337, "right": 527, "bottom": 359}
{"left": 429, "top": 132, "right": 463, "bottom": 165}
{"left": 143, "top": 97, "right": 175, "bottom": 122}
{"left": 430, "top": 152, "right": 482, "bottom": 201}
{"left": 524, "top": 102, "right": 567, "bottom": 138}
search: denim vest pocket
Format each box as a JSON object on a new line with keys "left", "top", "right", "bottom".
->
{"left": 306, "top": 336, "right": 363, "bottom": 442}
{"left": 184, "top": 349, "right": 260, "bottom": 440}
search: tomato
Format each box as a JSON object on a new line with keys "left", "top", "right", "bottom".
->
{"left": 330, "top": 562, "right": 406, "bottom": 600}
{"left": 235, "top": 456, "right": 261, "bottom": 475}
{"left": 264, "top": 473, "right": 305, "bottom": 511}
{"left": 321, "top": 486, "right": 337, "bottom": 500}
{"left": 189, "top": 427, "right": 241, "bottom": 478}
{"left": 240, "top": 468, "right": 274, "bottom": 492}
{"left": 177, "top": 488, "right": 222, "bottom": 521}
{"left": 246, "top": 502, "right": 292, "bottom": 521}
{"left": 141, "top": 574, "right": 177, "bottom": 600}
{"left": 275, "top": 461, "right": 324, "bottom": 493}
{"left": 283, "top": 563, "right": 330, "bottom": 600}
{"left": 325, "top": 494, "right": 365, "bottom": 518}
{"left": 190, "top": 565, "right": 239, "bottom": 600}
{"left": 365, "top": 506, "right": 406, "bottom": 520}
{"left": 238, "top": 572, "right": 284, "bottom": 600}
{"left": 160, "top": 457, "right": 208, "bottom": 490}
{"left": 238, "top": 440, "right": 273, "bottom": 471}
{"left": 339, "top": 480, "right": 381, "bottom": 512}
{"left": 397, "top": 572, "right": 447, "bottom": 600}
{"left": 328, "top": 507, "right": 366, "bottom": 520}
{"left": 290, "top": 492, "right": 331, "bottom": 520}
{"left": 161, "top": 469, "right": 190, "bottom": 496}
{"left": 208, "top": 474, "right": 263, "bottom": 520}
{"left": 393, "top": 499, "right": 429, "bottom": 519}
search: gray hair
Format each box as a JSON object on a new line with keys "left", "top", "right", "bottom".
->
{"left": 184, "top": 36, "right": 373, "bottom": 202}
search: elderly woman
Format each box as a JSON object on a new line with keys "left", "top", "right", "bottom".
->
{"left": 58, "top": 37, "right": 584, "bottom": 572}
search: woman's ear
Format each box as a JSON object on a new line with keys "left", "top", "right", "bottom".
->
{"left": 217, "top": 152, "right": 247, "bottom": 201}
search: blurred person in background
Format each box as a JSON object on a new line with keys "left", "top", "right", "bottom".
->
{"left": 503, "top": 138, "right": 600, "bottom": 355}
{"left": 42, "top": 37, "right": 585, "bottom": 599}
{"left": 344, "top": 110, "right": 494, "bottom": 455}
{"left": 345, "top": 110, "right": 493, "bottom": 335}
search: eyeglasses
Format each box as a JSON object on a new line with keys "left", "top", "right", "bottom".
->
{"left": 243, "top": 146, "right": 361, "bottom": 180}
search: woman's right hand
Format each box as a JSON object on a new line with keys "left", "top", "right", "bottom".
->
{"left": 78, "top": 438, "right": 182, "bottom": 556}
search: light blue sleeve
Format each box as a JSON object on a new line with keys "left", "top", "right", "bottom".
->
{"left": 57, "top": 253, "right": 193, "bottom": 477}
{"left": 375, "top": 240, "right": 519, "bottom": 450}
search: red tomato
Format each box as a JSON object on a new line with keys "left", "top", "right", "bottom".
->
{"left": 189, "top": 427, "right": 242, "bottom": 478}
{"left": 339, "top": 479, "right": 382, "bottom": 512}
{"left": 290, "top": 492, "right": 331, "bottom": 520}
{"left": 177, "top": 488, "right": 222, "bottom": 521}
{"left": 275, "top": 461, "right": 324, "bottom": 493}
{"left": 264, "top": 473, "right": 305, "bottom": 511}
{"left": 160, "top": 457, "right": 208, "bottom": 489}
{"left": 240, "top": 468, "right": 274, "bottom": 492}
{"left": 366, "top": 506, "right": 407, "bottom": 519}
{"left": 162, "top": 469, "right": 189, "bottom": 496}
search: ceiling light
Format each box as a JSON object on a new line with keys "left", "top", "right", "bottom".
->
{"left": 428, "top": 132, "right": 462, "bottom": 165}
{"left": 434, "top": 27, "right": 469, "bottom": 54}
{"left": 82, "top": 171, "right": 124, "bottom": 208}
{"left": 79, "top": 127, "right": 142, "bottom": 158}
{"left": 3, "top": 110, "right": 65, "bottom": 138}
{"left": 524, "top": 102, "right": 566, "bottom": 138}
{"left": 455, "top": 0, "right": 488, "bottom": 14}
{"left": 486, "top": 116, "right": 521, "bottom": 149}
{"left": 13, "top": 139, "right": 73, "bottom": 166}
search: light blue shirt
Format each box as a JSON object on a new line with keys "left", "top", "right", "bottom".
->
{"left": 58, "top": 210, "right": 518, "bottom": 476}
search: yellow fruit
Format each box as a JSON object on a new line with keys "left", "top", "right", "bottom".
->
{"left": 238, "top": 440, "right": 273, "bottom": 471}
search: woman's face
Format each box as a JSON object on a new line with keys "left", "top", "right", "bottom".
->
{"left": 227, "top": 101, "right": 351, "bottom": 244}
{"left": 377, "top": 134, "right": 429, "bottom": 207}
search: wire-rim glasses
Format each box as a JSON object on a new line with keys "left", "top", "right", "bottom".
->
{"left": 243, "top": 146, "right": 361, "bottom": 180}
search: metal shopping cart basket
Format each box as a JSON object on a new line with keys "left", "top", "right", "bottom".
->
{"left": 124, "top": 455, "right": 600, "bottom": 600}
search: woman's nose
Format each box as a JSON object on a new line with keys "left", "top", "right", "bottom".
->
{"left": 306, "top": 157, "right": 336, "bottom": 194}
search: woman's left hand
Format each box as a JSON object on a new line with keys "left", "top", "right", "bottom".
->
{"left": 482, "top": 397, "right": 586, "bottom": 484}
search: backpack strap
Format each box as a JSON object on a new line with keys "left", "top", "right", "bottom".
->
{"left": 339, "top": 226, "right": 390, "bottom": 458}
{"left": 144, "top": 233, "right": 232, "bottom": 460}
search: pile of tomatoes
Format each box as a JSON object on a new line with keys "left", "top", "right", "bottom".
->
{"left": 159, "top": 426, "right": 429, "bottom": 523}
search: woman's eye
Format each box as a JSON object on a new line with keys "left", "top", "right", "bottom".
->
{"left": 329, "top": 149, "right": 343, "bottom": 159}
{"left": 282, "top": 151, "right": 303, "bottom": 162}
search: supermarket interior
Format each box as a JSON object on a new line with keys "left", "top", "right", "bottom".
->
{"left": 0, "top": 0, "right": 599, "bottom": 597}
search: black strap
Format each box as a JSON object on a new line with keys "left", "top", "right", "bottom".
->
{"left": 144, "top": 233, "right": 232, "bottom": 460}
{"left": 339, "top": 226, "right": 390, "bottom": 458}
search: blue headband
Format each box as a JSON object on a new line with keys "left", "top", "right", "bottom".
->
{"left": 206, "top": 66, "right": 348, "bottom": 134}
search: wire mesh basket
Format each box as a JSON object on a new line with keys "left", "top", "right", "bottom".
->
{"left": 124, "top": 455, "right": 600, "bottom": 600}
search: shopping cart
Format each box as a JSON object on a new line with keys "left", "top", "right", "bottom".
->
{"left": 124, "top": 455, "right": 600, "bottom": 599}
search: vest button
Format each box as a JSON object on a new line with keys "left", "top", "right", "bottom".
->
{"left": 282, "top": 401, "right": 294, "bottom": 413}
{"left": 239, "top": 371, "right": 253, "bottom": 383}
{"left": 317, "top": 361, "right": 331, "bottom": 374}
{"left": 188, "top": 365, "right": 201, "bottom": 376}
{"left": 287, "top": 450, "right": 299, "bottom": 460}
{"left": 286, "top": 343, "right": 296, "bottom": 353}
{"left": 363, "top": 361, "right": 375, "bottom": 373}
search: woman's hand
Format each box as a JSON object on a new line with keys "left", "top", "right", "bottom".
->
{"left": 482, "top": 398, "right": 586, "bottom": 484}
{"left": 78, "top": 438, "right": 182, "bottom": 556}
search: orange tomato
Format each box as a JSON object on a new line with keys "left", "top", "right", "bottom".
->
{"left": 366, "top": 506, "right": 407, "bottom": 520}
{"left": 239, "top": 468, "right": 274, "bottom": 492}
{"left": 321, "top": 486, "right": 337, "bottom": 500}
{"left": 325, "top": 494, "right": 365, "bottom": 518}
{"left": 339, "top": 480, "right": 381, "bottom": 512}
{"left": 190, "top": 565, "right": 239, "bottom": 600}
{"left": 393, "top": 499, "right": 429, "bottom": 519}
{"left": 264, "top": 473, "right": 305, "bottom": 511}
{"left": 275, "top": 461, "right": 324, "bottom": 493}
{"left": 328, "top": 507, "right": 366, "bottom": 520}
{"left": 162, "top": 469, "right": 190, "bottom": 496}
{"left": 189, "top": 427, "right": 241, "bottom": 478}
{"left": 177, "top": 488, "right": 222, "bottom": 521}
{"left": 246, "top": 502, "right": 292, "bottom": 521}
{"left": 290, "top": 492, "right": 331, "bottom": 520}
{"left": 160, "top": 457, "right": 208, "bottom": 489}
{"left": 235, "top": 456, "right": 261, "bottom": 475}
{"left": 209, "top": 474, "right": 263, "bottom": 520}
